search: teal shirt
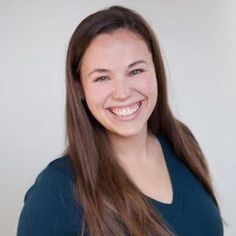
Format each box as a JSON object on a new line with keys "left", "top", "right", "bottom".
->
{"left": 17, "top": 136, "right": 224, "bottom": 235}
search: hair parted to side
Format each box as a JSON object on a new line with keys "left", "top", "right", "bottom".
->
{"left": 65, "top": 5, "right": 223, "bottom": 236}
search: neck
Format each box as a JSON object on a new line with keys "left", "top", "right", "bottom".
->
{"left": 107, "top": 126, "right": 156, "bottom": 165}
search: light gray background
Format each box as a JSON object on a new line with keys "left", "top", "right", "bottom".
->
{"left": 1, "top": 0, "right": 235, "bottom": 235}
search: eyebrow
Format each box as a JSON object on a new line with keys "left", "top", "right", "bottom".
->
{"left": 128, "top": 60, "right": 147, "bottom": 68}
{"left": 87, "top": 60, "right": 147, "bottom": 78}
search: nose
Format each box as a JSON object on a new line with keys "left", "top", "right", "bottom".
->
{"left": 112, "top": 77, "right": 132, "bottom": 100}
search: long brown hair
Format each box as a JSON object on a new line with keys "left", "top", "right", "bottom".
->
{"left": 65, "top": 5, "right": 222, "bottom": 235}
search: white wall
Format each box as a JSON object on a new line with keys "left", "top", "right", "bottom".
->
{"left": 0, "top": 0, "right": 235, "bottom": 235}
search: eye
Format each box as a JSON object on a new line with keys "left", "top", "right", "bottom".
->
{"left": 130, "top": 69, "right": 144, "bottom": 76}
{"left": 94, "top": 76, "right": 109, "bottom": 82}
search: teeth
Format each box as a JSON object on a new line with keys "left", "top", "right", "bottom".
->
{"left": 110, "top": 102, "right": 140, "bottom": 116}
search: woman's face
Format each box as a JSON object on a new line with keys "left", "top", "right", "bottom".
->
{"left": 80, "top": 29, "right": 157, "bottom": 138}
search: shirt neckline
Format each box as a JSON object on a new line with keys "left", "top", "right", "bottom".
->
{"left": 145, "top": 134, "right": 182, "bottom": 209}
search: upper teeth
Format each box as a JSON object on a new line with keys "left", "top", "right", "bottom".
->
{"left": 110, "top": 102, "right": 140, "bottom": 116}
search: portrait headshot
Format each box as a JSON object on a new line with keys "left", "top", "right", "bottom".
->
{"left": 0, "top": 1, "right": 235, "bottom": 235}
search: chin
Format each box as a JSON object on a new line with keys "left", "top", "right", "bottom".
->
{"left": 107, "top": 125, "right": 146, "bottom": 138}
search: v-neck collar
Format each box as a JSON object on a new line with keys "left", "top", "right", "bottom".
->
{"left": 145, "top": 134, "right": 183, "bottom": 210}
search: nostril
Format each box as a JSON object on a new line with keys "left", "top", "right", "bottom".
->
{"left": 112, "top": 90, "right": 131, "bottom": 100}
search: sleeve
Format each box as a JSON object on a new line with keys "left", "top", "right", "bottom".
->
{"left": 17, "top": 166, "right": 83, "bottom": 236}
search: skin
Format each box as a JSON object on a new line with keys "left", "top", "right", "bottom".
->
{"left": 80, "top": 28, "right": 157, "bottom": 142}
{"left": 80, "top": 29, "right": 173, "bottom": 203}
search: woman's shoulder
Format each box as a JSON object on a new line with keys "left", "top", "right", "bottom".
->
{"left": 44, "top": 154, "right": 75, "bottom": 181}
{"left": 23, "top": 154, "right": 77, "bottom": 207}
{"left": 25, "top": 155, "right": 75, "bottom": 201}
{"left": 17, "top": 155, "right": 82, "bottom": 236}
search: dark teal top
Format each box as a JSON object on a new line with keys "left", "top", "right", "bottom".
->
{"left": 17, "top": 136, "right": 224, "bottom": 236}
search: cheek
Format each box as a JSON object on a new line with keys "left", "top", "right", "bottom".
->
{"left": 84, "top": 85, "right": 109, "bottom": 108}
{"left": 136, "top": 74, "right": 157, "bottom": 96}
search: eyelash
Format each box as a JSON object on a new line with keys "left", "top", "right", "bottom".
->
{"left": 94, "top": 69, "right": 145, "bottom": 82}
{"left": 130, "top": 69, "right": 144, "bottom": 76}
{"left": 94, "top": 76, "right": 109, "bottom": 82}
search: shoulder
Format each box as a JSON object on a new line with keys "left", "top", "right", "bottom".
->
{"left": 25, "top": 155, "right": 76, "bottom": 205}
{"left": 17, "top": 155, "right": 83, "bottom": 236}
{"left": 42, "top": 154, "right": 75, "bottom": 182}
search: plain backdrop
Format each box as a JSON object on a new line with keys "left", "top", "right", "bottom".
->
{"left": 0, "top": 0, "right": 235, "bottom": 235}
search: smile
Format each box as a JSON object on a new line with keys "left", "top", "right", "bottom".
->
{"left": 108, "top": 101, "right": 141, "bottom": 117}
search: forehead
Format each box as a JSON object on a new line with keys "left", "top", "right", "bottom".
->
{"left": 80, "top": 29, "right": 151, "bottom": 69}
{"left": 93, "top": 28, "right": 145, "bottom": 45}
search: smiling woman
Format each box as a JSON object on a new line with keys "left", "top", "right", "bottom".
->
{"left": 17, "top": 5, "right": 224, "bottom": 236}
{"left": 80, "top": 29, "right": 157, "bottom": 138}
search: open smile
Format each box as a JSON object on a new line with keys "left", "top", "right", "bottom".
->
{"left": 107, "top": 101, "right": 142, "bottom": 118}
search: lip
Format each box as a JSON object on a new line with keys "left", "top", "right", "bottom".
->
{"left": 106, "top": 100, "right": 143, "bottom": 122}
{"left": 107, "top": 100, "right": 143, "bottom": 110}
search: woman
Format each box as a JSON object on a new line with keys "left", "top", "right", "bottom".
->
{"left": 17, "top": 5, "right": 224, "bottom": 236}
